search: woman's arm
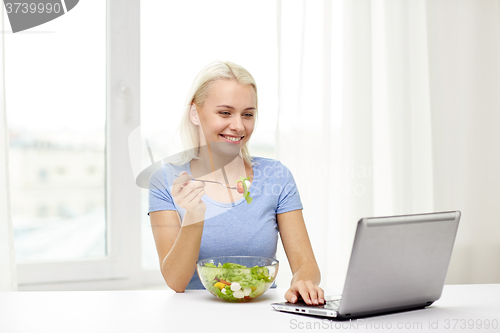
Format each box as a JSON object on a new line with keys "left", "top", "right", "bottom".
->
{"left": 150, "top": 210, "right": 204, "bottom": 292}
{"left": 150, "top": 172, "right": 206, "bottom": 293}
{"left": 277, "top": 209, "right": 325, "bottom": 305}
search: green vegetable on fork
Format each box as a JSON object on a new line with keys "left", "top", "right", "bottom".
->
{"left": 236, "top": 176, "right": 252, "bottom": 204}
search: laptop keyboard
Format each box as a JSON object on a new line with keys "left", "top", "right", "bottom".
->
{"left": 324, "top": 299, "right": 340, "bottom": 310}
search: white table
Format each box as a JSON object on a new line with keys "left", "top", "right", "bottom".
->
{"left": 1, "top": 284, "right": 499, "bottom": 333}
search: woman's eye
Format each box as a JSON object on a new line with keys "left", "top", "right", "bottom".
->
{"left": 218, "top": 111, "right": 253, "bottom": 117}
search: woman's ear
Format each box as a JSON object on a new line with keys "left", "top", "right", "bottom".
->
{"left": 189, "top": 104, "right": 200, "bottom": 125}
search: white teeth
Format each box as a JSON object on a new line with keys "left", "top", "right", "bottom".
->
{"left": 222, "top": 135, "right": 242, "bottom": 142}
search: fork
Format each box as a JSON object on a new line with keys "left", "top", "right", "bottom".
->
{"left": 174, "top": 174, "right": 237, "bottom": 190}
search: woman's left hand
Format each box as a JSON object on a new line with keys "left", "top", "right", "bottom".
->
{"left": 285, "top": 280, "right": 325, "bottom": 305}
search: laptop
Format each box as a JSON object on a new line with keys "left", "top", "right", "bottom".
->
{"left": 271, "top": 210, "right": 461, "bottom": 319}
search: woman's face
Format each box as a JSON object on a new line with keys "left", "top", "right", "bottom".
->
{"left": 195, "top": 79, "right": 256, "bottom": 151}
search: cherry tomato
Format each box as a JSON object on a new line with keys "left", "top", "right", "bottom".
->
{"left": 236, "top": 181, "right": 244, "bottom": 194}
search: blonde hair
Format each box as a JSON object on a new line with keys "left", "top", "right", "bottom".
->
{"left": 177, "top": 61, "right": 258, "bottom": 166}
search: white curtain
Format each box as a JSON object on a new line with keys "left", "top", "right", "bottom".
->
{"left": 276, "top": 0, "right": 500, "bottom": 290}
{"left": 0, "top": 3, "right": 17, "bottom": 291}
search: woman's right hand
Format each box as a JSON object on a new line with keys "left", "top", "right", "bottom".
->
{"left": 172, "top": 171, "right": 206, "bottom": 216}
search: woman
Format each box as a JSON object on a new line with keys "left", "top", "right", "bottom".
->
{"left": 149, "top": 61, "right": 324, "bottom": 305}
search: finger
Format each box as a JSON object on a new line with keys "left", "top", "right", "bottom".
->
{"left": 317, "top": 286, "right": 325, "bottom": 304}
{"left": 194, "top": 187, "right": 205, "bottom": 200}
{"left": 172, "top": 181, "right": 188, "bottom": 196}
{"left": 185, "top": 187, "right": 205, "bottom": 205}
{"left": 284, "top": 288, "right": 299, "bottom": 303}
{"left": 286, "top": 282, "right": 311, "bottom": 305}
{"left": 174, "top": 183, "right": 205, "bottom": 207}
{"left": 173, "top": 171, "right": 191, "bottom": 186}
{"left": 173, "top": 176, "right": 203, "bottom": 196}
{"left": 181, "top": 180, "right": 205, "bottom": 195}
{"left": 173, "top": 171, "right": 190, "bottom": 181}
{"left": 305, "top": 281, "right": 319, "bottom": 305}
{"left": 296, "top": 283, "right": 312, "bottom": 305}
{"left": 172, "top": 179, "right": 191, "bottom": 196}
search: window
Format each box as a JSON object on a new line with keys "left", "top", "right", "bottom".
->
{"left": 6, "top": 0, "right": 105, "bottom": 263}
{"left": 6, "top": 0, "right": 143, "bottom": 289}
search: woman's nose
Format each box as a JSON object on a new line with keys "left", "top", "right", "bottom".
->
{"left": 229, "top": 116, "right": 244, "bottom": 131}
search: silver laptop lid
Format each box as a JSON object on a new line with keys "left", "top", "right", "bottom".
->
{"left": 338, "top": 210, "right": 460, "bottom": 316}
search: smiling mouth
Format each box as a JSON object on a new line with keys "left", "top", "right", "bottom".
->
{"left": 220, "top": 134, "right": 243, "bottom": 143}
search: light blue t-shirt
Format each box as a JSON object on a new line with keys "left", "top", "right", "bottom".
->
{"left": 148, "top": 156, "right": 303, "bottom": 289}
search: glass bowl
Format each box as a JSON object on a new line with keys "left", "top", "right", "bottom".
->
{"left": 197, "top": 256, "right": 279, "bottom": 302}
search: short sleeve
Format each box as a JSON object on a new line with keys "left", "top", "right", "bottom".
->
{"left": 275, "top": 162, "right": 303, "bottom": 214}
{"left": 148, "top": 166, "right": 177, "bottom": 214}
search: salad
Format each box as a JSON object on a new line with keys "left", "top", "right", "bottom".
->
{"left": 198, "top": 262, "right": 275, "bottom": 301}
{"left": 236, "top": 176, "right": 252, "bottom": 204}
